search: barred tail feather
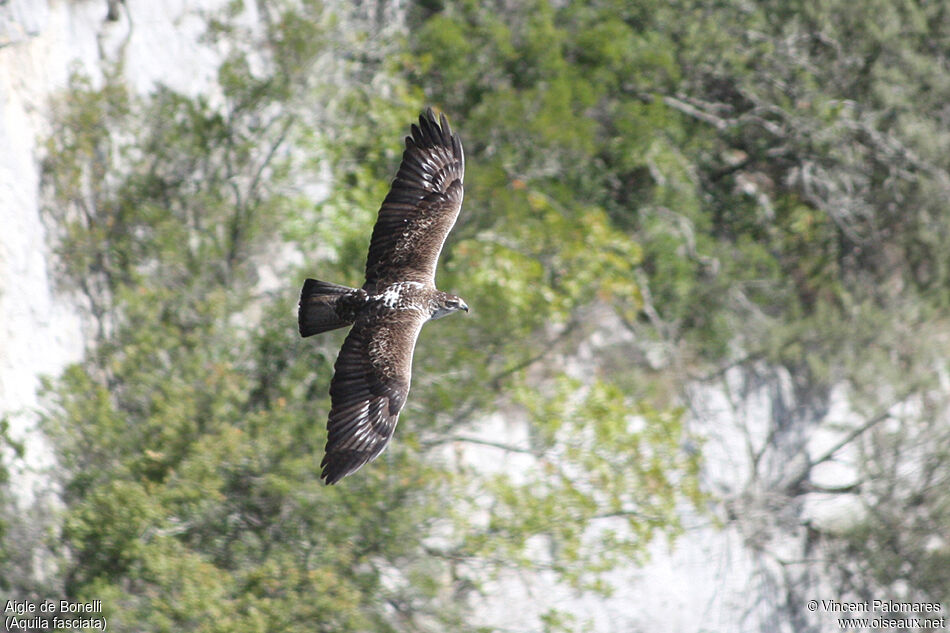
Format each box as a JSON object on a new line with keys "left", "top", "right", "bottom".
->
{"left": 298, "top": 278, "right": 356, "bottom": 337}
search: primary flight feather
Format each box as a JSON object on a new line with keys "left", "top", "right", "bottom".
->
{"left": 298, "top": 108, "right": 468, "bottom": 484}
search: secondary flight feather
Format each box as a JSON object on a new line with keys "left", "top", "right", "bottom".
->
{"left": 298, "top": 108, "right": 468, "bottom": 484}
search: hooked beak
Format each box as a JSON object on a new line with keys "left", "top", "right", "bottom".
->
{"left": 460, "top": 300, "right": 469, "bottom": 313}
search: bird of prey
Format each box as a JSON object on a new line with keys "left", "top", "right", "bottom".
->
{"left": 298, "top": 108, "right": 468, "bottom": 484}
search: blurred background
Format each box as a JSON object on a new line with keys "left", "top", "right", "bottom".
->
{"left": 2, "top": 0, "right": 949, "bottom": 631}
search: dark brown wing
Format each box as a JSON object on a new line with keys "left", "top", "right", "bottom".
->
{"left": 321, "top": 310, "right": 428, "bottom": 484}
{"left": 364, "top": 108, "right": 464, "bottom": 288}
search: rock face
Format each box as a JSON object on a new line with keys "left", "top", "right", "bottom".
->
{"left": 0, "top": 0, "right": 226, "bottom": 502}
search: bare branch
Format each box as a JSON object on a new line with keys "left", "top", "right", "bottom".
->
{"left": 440, "top": 435, "right": 538, "bottom": 456}
{"left": 809, "top": 387, "right": 919, "bottom": 469}
{"left": 661, "top": 95, "right": 729, "bottom": 131}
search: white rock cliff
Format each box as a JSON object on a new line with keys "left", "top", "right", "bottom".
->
{"left": 0, "top": 0, "right": 227, "bottom": 499}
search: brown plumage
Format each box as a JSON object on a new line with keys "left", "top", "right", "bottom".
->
{"left": 298, "top": 108, "right": 468, "bottom": 484}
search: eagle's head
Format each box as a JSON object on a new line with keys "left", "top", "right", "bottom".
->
{"left": 430, "top": 292, "right": 469, "bottom": 320}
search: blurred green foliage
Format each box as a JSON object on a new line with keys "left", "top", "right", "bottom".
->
{"left": 5, "top": 0, "right": 950, "bottom": 629}
{"left": 26, "top": 1, "right": 706, "bottom": 631}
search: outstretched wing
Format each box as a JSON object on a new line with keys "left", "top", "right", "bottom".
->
{"left": 364, "top": 108, "right": 465, "bottom": 289}
{"left": 321, "top": 311, "right": 428, "bottom": 484}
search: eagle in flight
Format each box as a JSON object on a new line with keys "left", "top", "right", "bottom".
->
{"left": 298, "top": 108, "right": 468, "bottom": 484}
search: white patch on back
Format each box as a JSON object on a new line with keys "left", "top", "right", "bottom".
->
{"left": 378, "top": 281, "right": 426, "bottom": 311}
{"left": 380, "top": 285, "right": 402, "bottom": 308}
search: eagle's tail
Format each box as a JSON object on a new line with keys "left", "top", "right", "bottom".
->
{"left": 298, "top": 278, "right": 356, "bottom": 337}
